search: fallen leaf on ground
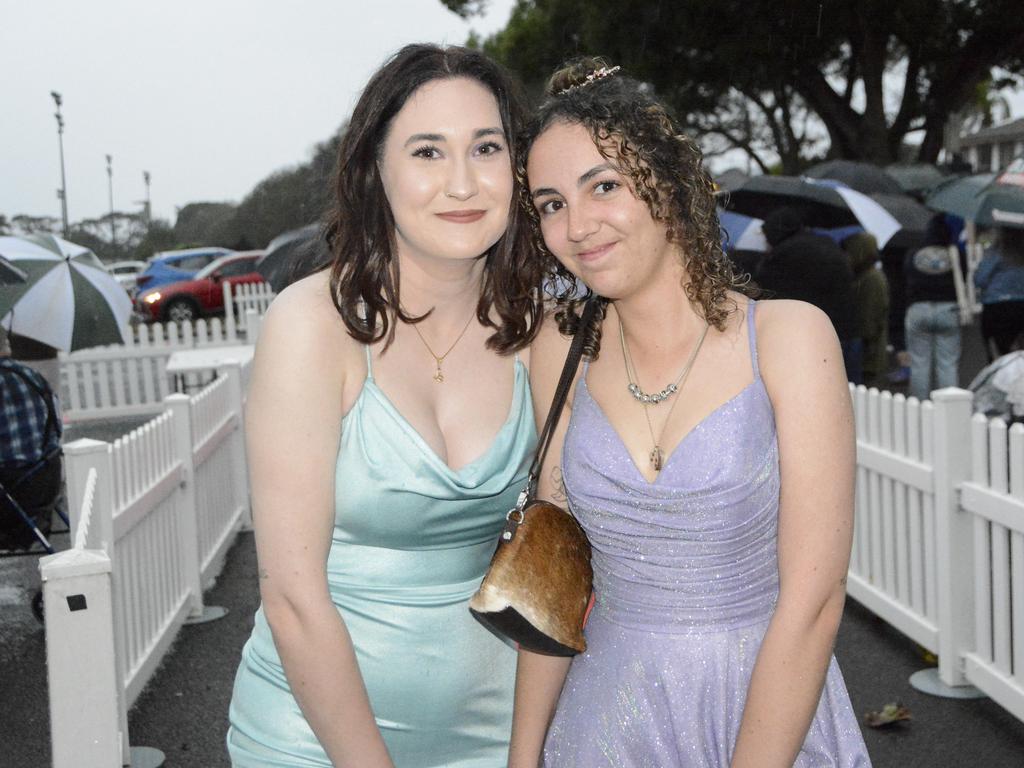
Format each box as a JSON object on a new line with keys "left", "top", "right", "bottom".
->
{"left": 864, "top": 702, "right": 912, "bottom": 728}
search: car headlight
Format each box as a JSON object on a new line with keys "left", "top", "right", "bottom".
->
{"left": 143, "top": 291, "right": 162, "bottom": 304}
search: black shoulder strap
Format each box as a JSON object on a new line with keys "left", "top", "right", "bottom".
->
{"left": 526, "top": 298, "right": 600, "bottom": 497}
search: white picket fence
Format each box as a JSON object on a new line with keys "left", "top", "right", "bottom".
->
{"left": 60, "top": 284, "right": 271, "bottom": 423}
{"left": 40, "top": 361, "right": 250, "bottom": 767}
{"left": 849, "top": 385, "right": 1024, "bottom": 723}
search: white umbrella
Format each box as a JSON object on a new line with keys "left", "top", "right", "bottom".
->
{"left": 0, "top": 234, "right": 132, "bottom": 351}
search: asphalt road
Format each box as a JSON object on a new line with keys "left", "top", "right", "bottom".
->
{"left": 4, "top": 531, "right": 1024, "bottom": 767}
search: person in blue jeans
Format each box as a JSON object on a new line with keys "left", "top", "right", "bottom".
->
{"left": 903, "top": 215, "right": 965, "bottom": 400}
{"left": 974, "top": 226, "right": 1024, "bottom": 360}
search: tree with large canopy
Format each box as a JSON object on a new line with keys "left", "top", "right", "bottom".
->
{"left": 444, "top": 0, "right": 1024, "bottom": 172}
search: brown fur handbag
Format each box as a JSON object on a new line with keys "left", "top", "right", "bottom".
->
{"left": 469, "top": 300, "right": 599, "bottom": 656}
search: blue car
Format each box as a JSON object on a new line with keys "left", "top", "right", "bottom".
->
{"left": 134, "top": 247, "right": 232, "bottom": 294}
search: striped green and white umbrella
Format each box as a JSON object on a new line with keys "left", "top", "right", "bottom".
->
{"left": 0, "top": 233, "right": 132, "bottom": 351}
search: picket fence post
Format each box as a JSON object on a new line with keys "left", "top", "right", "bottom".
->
{"left": 40, "top": 549, "right": 122, "bottom": 768}
{"left": 166, "top": 393, "right": 205, "bottom": 620}
{"left": 924, "top": 387, "right": 984, "bottom": 693}
{"left": 244, "top": 307, "right": 262, "bottom": 346}
{"left": 218, "top": 360, "right": 252, "bottom": 531}
{"left": 63, "top": 439, "right": 115, "bottom": 555}
{"left": 223, "top": 280, "right": 236, "bottom": 341}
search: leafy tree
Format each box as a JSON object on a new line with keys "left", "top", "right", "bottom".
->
{"left": 9, "top": 214, "right": 60, "bottom": 234}
{"left": 132, "top": 219, "right": 178, "bottom": 261}
{"left": 448, "top": 0, "right": 1024, "bottom": 169}
{"left": 173, "top": 202, "right": 240, "bottom": 247}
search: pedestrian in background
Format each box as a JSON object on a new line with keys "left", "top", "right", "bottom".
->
{"left": 974, "top": 225, "right": 1024, "bottom": 361}
{"left": 903, "top": 215, "right": 965, "bottom": 400}
{"left": 758, "top": 207, "right": 861, "bottom": 382}
{"left": 844, "top": 233, "right": 889, "bottom": 389}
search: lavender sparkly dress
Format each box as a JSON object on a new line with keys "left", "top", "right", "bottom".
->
{"left": 544, "top": 301, "right": 870, "bottom": 767}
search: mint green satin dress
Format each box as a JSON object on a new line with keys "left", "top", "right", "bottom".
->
{"left": 227, "top": 350, "right": 534, "bottom": 767}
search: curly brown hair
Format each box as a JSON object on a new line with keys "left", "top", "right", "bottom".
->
{"left": 323, "top": 44, "right": 543, "bottom": 353}
{"left": 517, "top": 57, "right": 748, "bottom": 357}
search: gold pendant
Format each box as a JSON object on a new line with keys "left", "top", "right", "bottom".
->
{"left": 433, "top": 364, "right": 444, "bottom": 383}
{"left": 650, "top": 446, "right": 663, "bottom": 471}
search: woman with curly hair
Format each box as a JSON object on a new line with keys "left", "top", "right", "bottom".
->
{"left": 509, "top": 59, "right": 870, "bottom": 767}
{"left": 227, "top": 44, "right": 543, "bottom": 767}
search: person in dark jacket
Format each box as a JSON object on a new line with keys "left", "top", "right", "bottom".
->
{"left": 903, "top": 214, "right": 966, "bottom": 400}
{"left": 758, "top": 207, "right": 860, "bottom": 382}
{"left": 844, "top": 232, "right": 890, "bottom": 389}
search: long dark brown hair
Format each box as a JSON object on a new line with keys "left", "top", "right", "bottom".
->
{"left": 323, "top": 44, "right": 543, "bottom": 353}
{"left": 518, "top": 57, "right": 749, "bottom": 358}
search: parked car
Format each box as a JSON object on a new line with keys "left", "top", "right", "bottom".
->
{"left": 134, "top": 247, "right": 232, "bottom": 294}
{"left": 106, "top": 260, "right": 146, "bottom": 291}
{"left": 135, "top": 251, "right": 264, "bottom": 323}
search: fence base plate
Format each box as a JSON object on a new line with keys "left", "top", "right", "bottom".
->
{"left": 184, "top": 605, "right": 228, "bottom": 625}
{"left": 909, "top": 668, "right": 987, "bottom": 699}
{"left": 130, "top": 745, "right": 166, "bottom": 767}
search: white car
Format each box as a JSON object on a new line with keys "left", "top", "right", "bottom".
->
{"left": 107, "top": 260, "right": 146, "bottom": 291}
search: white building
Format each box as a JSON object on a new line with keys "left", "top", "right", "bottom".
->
{"left": 959, "top": 117, "right": 1024, "bottom": 172}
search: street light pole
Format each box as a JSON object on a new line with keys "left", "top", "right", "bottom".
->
{"left": 142, "top": 171, "right": 151, "bottom": 225}
{"left": 50, "top": 91, "right": 69, "bottom": 238}
{"left": 105, "top": 154, "right": 115, "bottom": 246}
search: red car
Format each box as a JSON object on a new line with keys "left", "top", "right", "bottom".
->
{"left": 135, "top": 251, "right": 265, "bottom": 323}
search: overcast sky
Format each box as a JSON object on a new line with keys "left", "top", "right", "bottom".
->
{"left": 1, "top": 0, "right": 517, "bottom": 224}
{"left": 3, "top": 2, "right": 1022, "bottom": 228}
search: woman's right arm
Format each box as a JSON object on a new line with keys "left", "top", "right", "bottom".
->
{"left": 507, "top": 316, "right": 576, "bottom": 768}
{"left": 247, "top": 284, "right": 393, "bottom": 768}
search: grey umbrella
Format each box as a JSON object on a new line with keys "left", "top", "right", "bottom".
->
{"left": 923, "top": 173, "right": 996, "bottom": 219}
{"left": 805, "top": 160, "right": 904, "bottom": 196}
{"left": 885, "top": 164, "right": 948, "bottom": 196}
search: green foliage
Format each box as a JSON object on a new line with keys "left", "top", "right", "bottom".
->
{"left": 476, "top": 0, "right": 1024, "bottom": 167}
{"left": 440, "top": 0, "right": 489, "bottom": 19}
{"left": 134, "top": 220, "right": 179, "bottom": 260}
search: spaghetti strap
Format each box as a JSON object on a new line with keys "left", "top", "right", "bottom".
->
{"left": 747, "top": 300, "right": 761, "bottom": 380}
{"left": 364, "top": 345, "right": 374, "bottom": 380}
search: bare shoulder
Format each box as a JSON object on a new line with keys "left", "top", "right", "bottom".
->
{"left": 754, "top": 299, "right": 839, "bottom": 360}
{"left": 753, "top": 299, "right": 846, "bottom": 402}
{"left": 253, "top": 270, "right": 362, "bottom": 397}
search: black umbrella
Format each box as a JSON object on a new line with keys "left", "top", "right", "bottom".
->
{"left": 256, "top": 225, "right": 331, "bottom": 292}
{"left": 724, "top": 175, "right": 901, "bottom": 248}
{"left": 805, "top": 160, "right": 903, "bottom": 196}
{"left": 869, "top": 193, "right": 934, "bottom": 249}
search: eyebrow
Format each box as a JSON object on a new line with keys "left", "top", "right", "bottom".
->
{"left": 531, "top": 163, "right": 616, "bottom": 198}
{"left": 403, "top": 127, "right": 504, "bottom": 148}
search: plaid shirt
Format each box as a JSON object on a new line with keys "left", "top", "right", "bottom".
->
{"left": 0, "top": 358, "right": 62, "bottom": 467}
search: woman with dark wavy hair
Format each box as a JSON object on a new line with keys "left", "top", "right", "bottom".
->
{"left": 227, "top": 44, "right": 542, "bottom": 767}
{"left": 510, "top": 60, "right": 870, "bottom": 767}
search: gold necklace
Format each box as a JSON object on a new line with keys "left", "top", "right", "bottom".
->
{"left": 405, "top": 308, "right": 476, "bottom": 383}
{"left": 619, "top": 315, "right": 710, "bottom": 470}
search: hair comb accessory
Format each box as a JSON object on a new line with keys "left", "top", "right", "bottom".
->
{"left": 557, "top": 65, "right": 621, "bottom": 96}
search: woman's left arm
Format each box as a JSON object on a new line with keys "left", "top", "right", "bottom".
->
{"left": 730, "top": 300, "right": 856, "bottom": 768}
